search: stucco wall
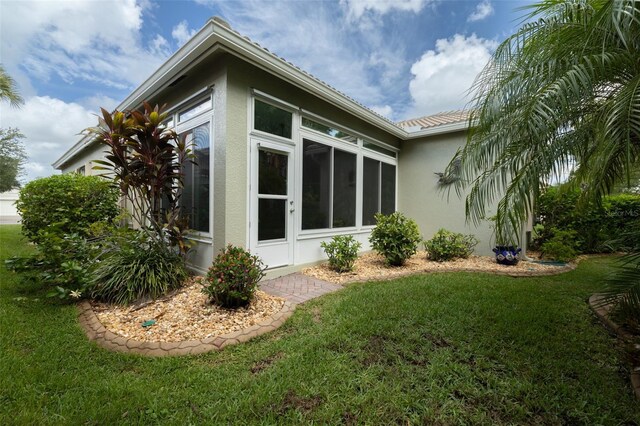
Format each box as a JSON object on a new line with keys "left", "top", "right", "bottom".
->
{"left": 398, "top": 131, "right": 496, "bottom": 256}
{"left": 60, "top": 143, "right": 108, "bottom": 175}
{"left": 225, "top": 56, "right": 401, "bottom": 148}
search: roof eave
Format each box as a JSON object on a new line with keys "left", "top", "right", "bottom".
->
{"left": 404, "top": 120, "right": 470, "bottom": 139}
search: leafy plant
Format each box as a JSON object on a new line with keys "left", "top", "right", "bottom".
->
{"left": 202, "top": 245, "right": 266, "bottom": 308}
{"left": 85, "top": 102, "right": 194, "bottom": 257}
{"left": 90, "top": 230, "right": 188, "bottom": 305}
{"left": 369, "top": 212, "right": 421, "bottom": 266}
{"left": 532, "top": 187, "right": 640, "bottom": 253}
{"left": 321, "top": 235, "right": 361, "bottom": 272}
{"left": 540, "top": 228, "right": 578, "bottom": 262}
{"left": 600, "top": 227, "right": 640, "bottom": 326}
{"left": 5, "top": 228, "right": 98, "bottom": 300}
{"left": 424, "top": 229, "right": 478, "bottom": 262}
{"left": 16, "top": 173, "right": 119, "bottom": 244}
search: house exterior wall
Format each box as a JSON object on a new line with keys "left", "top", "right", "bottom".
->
{"left": 225, "top": 56, "right": 402, "bottom": 269}
{"left": 150, "top": 54, "right": 228, "bottom": 273}
{"left": 398, "top": 131, "right": 496, "bottom": 256}
{"left": 60, "top": 143, "right": 108, "bottom": 176}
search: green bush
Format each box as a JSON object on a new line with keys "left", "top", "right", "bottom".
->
{"left": 5, "top": 228, "right": 98, "bottom": 300}
{"left": 321, "top": 235, "right": 362, "bottom": 272}
{"left": 540, "top": 228, "right": 578, "bottom": 262}
{"left": 369, "top": 212, "right": 421, "bottom": 266}
{"left": 17, "top": 173, "right": 119, "bottom": 243}
{"left": 424, "top": 229, "right": 478, "bottom": 262}
{"left": 202, "top": 245, "right": 266, "bottom": 308}
{"left": 534, "top": 187, "right": 640, "bottom": 253}
{"left": 90, "top": 231, "right": 188, "bottom": 305}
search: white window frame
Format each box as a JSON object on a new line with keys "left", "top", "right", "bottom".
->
{"left": 165, "top": 91, "right": 215, "bottom": 240}
{"left": 299, "top": 130, "right": 360, "bottom": 236}
{"left": 251, "top": 94, "right": 296, "bottom": 143}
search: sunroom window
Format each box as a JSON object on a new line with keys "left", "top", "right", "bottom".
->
{"left": 301, "top": 117, "right": 357, "bottom": 144}
{"left": 302, "top": 139, "right": 356, "bottom": 230}
{"left": 362, "top": 158, "right": 396, "bottom": 226}
{"left": 181, "top": 123, "right": 210, "bottom": 233}
{"left": 178, "top": 98, "right": 212, "bottom": 123}
{"left": 363, "top": 140, "right": 396, "bottom": 158}
{"left": 254, "top": 99, "right": 292, "bottom": 139}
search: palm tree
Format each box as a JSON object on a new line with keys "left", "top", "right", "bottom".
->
{"left": 0, "top": 65, "right": 24, "bottom": 107}
{"left": 445, "top": 0, "right": 640, "bottom": 319}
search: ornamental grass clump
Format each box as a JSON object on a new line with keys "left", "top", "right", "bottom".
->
{"left": 424, "top": 228, "right": 478, "bottom": 262}
{"left": 90, "top": 230, "right": 188, "bottom": 305}
{"left": 202, "top": 245, "right": 266, "bottom": 308}
{"left": 321, "top": 235, "right": 362, "bottom": 272}
{"left": 369, "top": 212, "right": 421, "bottom": 266}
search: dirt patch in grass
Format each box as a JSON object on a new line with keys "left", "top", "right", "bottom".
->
{"left": 303, "top": 251, "right": 574, "bottom": 284}
{"left": 422, "top": 332, "right": 452, "bottom": 349}
{"left": 277, "top": 390, "right": 324, "bottom": 414}
{"left": 251, "top": 352, "right": 284, "bottom": 374}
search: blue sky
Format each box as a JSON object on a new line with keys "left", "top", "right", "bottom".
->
{"left": 0, "top": 0, "right": 529, "bottom": 182}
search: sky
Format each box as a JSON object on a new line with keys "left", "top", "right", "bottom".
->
{"left": 0, "top": 0, "right": 530, "bottom": 183}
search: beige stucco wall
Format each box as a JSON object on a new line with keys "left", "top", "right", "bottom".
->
{"left": 225, "top": 55, "right": 401, "bottom": 148}
{"left": 398, "top": 131, "right": 496, "bottom": 256}
{"left": 60, "top": 143, "right": 108, "bottom": 176}
{"left": 224, "top": 55, "right": 403, "bottom": 259}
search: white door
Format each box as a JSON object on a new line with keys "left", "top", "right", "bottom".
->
{"left": 250, "top": 139, "right": 294, "bottom": 268}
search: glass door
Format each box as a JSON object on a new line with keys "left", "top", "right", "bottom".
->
{"left": 250, "top": 139, "right": 294, "bottom": 268}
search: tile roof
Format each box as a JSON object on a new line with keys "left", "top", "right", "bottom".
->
{"left": 397, "top": 110, "right": 470, "bottom": 130}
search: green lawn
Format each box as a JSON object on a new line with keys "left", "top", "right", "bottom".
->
{"left": 1, "top": 224, "right": 638, "bottom": 425}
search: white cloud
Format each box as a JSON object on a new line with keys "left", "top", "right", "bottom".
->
{"left": 0, "top": 0, "right": 171, "bottom": 94}
{"left": 370, "top": 105, "right": 394, "bottom": 118}
{"left": 468, "top": 0, "right": 494, "bottom": 22}
{"left": 172, "top": 20, "right": 197, "bottom": 46}
{"left": 78, "top": 94, "right": 122, "bottom": 113}
{"left": 407, "top": 34, "right": 497, "bottom": 117}
{"left": 340, "top": 0, "right": 428, "bottom": 21}
{"left": 0, "top": 96, "right": 97, "bottom": 182}
{"left": 213, "top": 0, "right": 407, "bottom": 112}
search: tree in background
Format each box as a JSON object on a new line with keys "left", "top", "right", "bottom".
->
{"left": 444, "top": 1, "right": 640, "bottom": 321}
{"left": 0, "top": 65, "right": 26, "bottom": 190}
{"left": 0, "top": 65, "right": 23, "bottom": 107}
{"left": 0, "top": 129, "right": 26, "bottom": 192}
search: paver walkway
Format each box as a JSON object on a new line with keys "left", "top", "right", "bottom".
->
{"left": 260, "top": 273, "right": 342, "bottom": 304}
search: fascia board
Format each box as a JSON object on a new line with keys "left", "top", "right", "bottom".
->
{"left": 214, "top": 24, "right": 407, "bottom": 139}
{"left": 404, "top": 121, "right": 470, "bottom": 139}
{"left": 53, "top": 23, "right": 220, "bottom": 170}
{"left": 52, "top": 134, "right": 96, "bottom": 169}
{"left": 116, "top": 21, "right": 219, "bottom": 112}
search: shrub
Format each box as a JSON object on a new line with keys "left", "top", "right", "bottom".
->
{"left": 540, "top": 228, "right": 578, "bottom": 262}
{"left": 17, "top": 173, "right": 119, "bottom": 243}
{"left": 321, "top": 235, "right": 362, "bottom": 272}
{"left": 202, "top": 245, "right": 266, "bottom": 308}
{"left": 369, "top": 212, "right": 421, "bottom": 266}
{"left": 424, "top": 229, "right": 478, "bottom": 262}
{"left": 90, "top": 231, "right": 188, "bottom": 305}
{"left": 5, "top": 228, "right": 98, "bottom": 300}
{"left": 533, "top": 187, "right": 640, "bottom": 253}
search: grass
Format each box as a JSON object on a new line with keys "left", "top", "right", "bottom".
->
{"left": 1, "top": 223, "right": 639, "bottom": 424}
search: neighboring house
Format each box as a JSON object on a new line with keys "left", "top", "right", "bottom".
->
{"left": 0, "top": 189, "right": 20, "bottom": 225}
{"left": 53, "top": 17, "right": 515, "bottom": 275}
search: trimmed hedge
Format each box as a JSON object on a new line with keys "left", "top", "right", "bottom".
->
{"left": 17, "top": 173, "right": 119, "bottom": 243}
